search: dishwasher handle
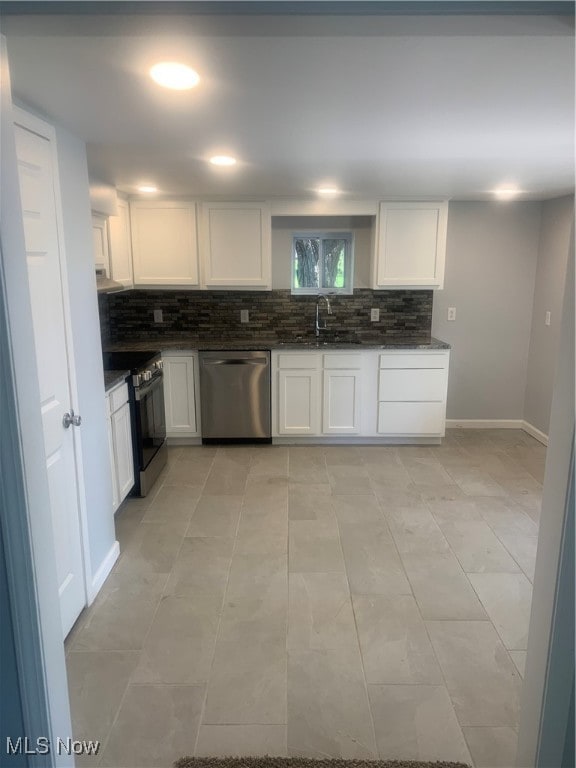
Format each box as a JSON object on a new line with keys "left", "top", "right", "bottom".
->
{"left": 202, "top": 357, "right": 268, "bottom": 366}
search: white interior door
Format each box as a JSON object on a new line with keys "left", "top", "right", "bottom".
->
{"left": 14, "top": 119, "right": 86, "bottom": 638}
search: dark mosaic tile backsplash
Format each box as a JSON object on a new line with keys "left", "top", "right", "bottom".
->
{"left": 101, "top": 289, "right": 432, "bottom": 344}
{"left": 98, "top": 293, "right": 111, "bottom": 347}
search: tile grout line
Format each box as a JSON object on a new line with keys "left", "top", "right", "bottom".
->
{"left": 416, "top": 472, "right": 525, "bottom": 752}
{"left": 192, "top": 445, "right": 253, "bottom": 756}
{"left": 98, "top": 447, "right": 215, "bottom": 766}
{"left": 375, "top": 465, "right": 476, "bottom": 766}
{"left": 335, "top": 452, "right": 390, "bottom": 761}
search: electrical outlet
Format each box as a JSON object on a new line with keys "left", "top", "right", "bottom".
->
{"left": 370, "top": 308, "right": 380, "bottom": 322}
{"left": 153, "top": 309, "right": 163, "bottom": 323}
{"left": 240, "top": 309, "right": 249, "bottom": 323}
{"left": 447, "top": 307, "right": 456, "bottom": 322}
{"left": 545, "top": 311, "right": 551, "bottom": 326}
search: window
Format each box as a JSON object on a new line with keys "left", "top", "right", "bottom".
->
{"left": 291, "top": 232, "right": 354, "bottom": 295}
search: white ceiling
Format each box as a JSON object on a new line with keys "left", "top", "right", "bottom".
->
{"left": 3, "top": 8, "right": 575, "bottom": 201}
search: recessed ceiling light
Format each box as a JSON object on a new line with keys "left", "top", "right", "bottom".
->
{"left": 137, "top": 184, "right": 158, "bottom": 193}
{"left": 209, "top": 155, "right": 237, "bottom": 167}
{"left": 492, "top": 185, "right": 522, "bottom": 201}
{"left": 149, "top": 62, "right": 200, "bottom": 90}
{"left": 317, "top": 186, "right": 341, "bottom": 197}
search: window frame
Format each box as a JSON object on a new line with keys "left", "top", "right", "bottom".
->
{"left": 291, "top": 231, "right": 355, "bottom": 296}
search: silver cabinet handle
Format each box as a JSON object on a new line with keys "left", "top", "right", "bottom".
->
{"left": 63, "top": 409, "right": 82, "bottom": 429}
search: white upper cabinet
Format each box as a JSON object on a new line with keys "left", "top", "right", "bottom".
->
{"left": 108, "top": 198, "right": 133, "bottom": 287}
{"left": 200, "top": 202, "right": 271, "bottom": 289}
{"left": 130, "top": 200, "right": 199, "bottom": 287}
{"left": 372, "top": 201, "right": 448, "bottom": 289}
{"left": 92, "top": 213, "right": 110, "bottom": 274}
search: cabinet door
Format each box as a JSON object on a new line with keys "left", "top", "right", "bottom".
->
{"left": 106, "top": 408, "right": 120, "bottom": 512}
{"left": 163, "top": 354, "right": 200, "bottom": 437}
{"left": 131, "top": 201, "right": 199, "bottom": 286}
{"left": 108, "top": 199, "right": 133, "bottom": 286}
{"left": 278, "top": 369, "right": 320, "bottom": 435}
{"left": 201, "top": 202, "right": 271, "bottom": 288}
{"left": 323, "top": 369, "right": 361, "bottom": 434}
{"left": 111, "top": 402, "right": 135, "bottom": 503}
{"left": 374, "top": 201, "right": 448, "bottom": 289}
{"left": 92, "top": 213, "right": 110, "bottom": 274}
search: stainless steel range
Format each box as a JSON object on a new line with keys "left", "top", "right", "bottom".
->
{"left": 103, "top": 350, "right": 167, "bottom": 496}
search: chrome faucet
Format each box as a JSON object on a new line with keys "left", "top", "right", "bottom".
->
{"left": 315, "top": 294, "right": 332, "bottom": 336}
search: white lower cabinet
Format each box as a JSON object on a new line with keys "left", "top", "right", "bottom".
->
{"left": 275, "top": 352, "right": 321, "bottom": 435}
{"left": 163, "top": 353, "right": 201, "bottom": 439}
{"left": 106, "top": 382, "right": 135, "bottom": 512}
{"left": 377, "top": 351, "right": 450, "bottom": 437}
{"left": 322, "top": 353, "right": 362, "bottom": 434}
{"left": 377, "top": 402, "right": 445, "bottom": 435}
{"left": 273, "top": 348, "right": 449, "bottom": 440}
{"left": 274, "top": 351, "right": 363, "bottom": 437}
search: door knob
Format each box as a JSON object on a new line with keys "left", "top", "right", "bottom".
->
{"left": 63, "top": 409, "right": 82, "bottom": 429}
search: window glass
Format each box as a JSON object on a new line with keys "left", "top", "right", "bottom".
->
{"left": 293, "top": 237, "right": 320, "bottom": 290}
{"left": 292, "top": 232, "right": 353, "bottom": 294}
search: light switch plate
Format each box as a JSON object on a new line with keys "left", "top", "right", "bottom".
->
{"left": 545, "top": 311, "right": 551, "bottom": 326}
{"left": 153, "top": 309, "right": 163, "bottom": 323}
{"left": 447, "top": 307, "right": 456, "bottom": 321}
{"left": 240, "top": 309, "right": 249, "bottom": 323}
{"left": 370, "top": 308, "right": 380, "bottom": 322}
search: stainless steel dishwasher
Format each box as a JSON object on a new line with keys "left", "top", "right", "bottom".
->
{"left": 199, "top": 350, "right": 271, "bottom": 443}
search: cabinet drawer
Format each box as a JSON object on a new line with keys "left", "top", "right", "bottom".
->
{"left": 378, "top": 402, "right": 445, "bottom": 435}
{"left": 277, "top": 353, "right": 320, "bottom": 370}
{"left": 379, "top": 353, "right": 447, "bottom": 369}
{"left": 379, "top": 368, "right": 447, "bottom": 402}
{"left": 322, "top": 353, "right": 362, "bottom": 370}
{"left": 108, "top": 382, "right": 129, "bottom": 414}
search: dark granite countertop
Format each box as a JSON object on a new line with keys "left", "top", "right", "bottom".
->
{"left": 104, "top": 335, "right": 450, "bottom": 353}
{"left": 104, "top": 370, "right": 130, "bottom": 392}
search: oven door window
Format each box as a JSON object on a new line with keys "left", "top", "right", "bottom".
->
{"left": 137, "top": 376, "right": 166, "bottom": 470}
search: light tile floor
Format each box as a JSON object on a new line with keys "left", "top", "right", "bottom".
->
{"left": 65, "top": 429, "right": 545, "bottom": 768}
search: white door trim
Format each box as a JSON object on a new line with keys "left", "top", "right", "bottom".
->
{"left": 0, "top": 36, "right": 73, "bottom": 765}
{"left": 13, "top": 104, "right": 93, "bottom": 610}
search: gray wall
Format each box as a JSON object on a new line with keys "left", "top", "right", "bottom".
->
{"left": 432, "top": 201, "right": 541, "bottom": 420}
{"left": 54, "top": 124, "right": 117, "bottom": 588}
{"left": 523, "top": 195, "right": 573, "bottom": 436}
{"left": 516, "top": 234, "right": 574, "bottom": 767}
{"left": 271, "top": 216, "right": 374, "bottom": 289}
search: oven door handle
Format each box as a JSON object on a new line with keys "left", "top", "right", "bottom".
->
{"left": 134, "top": 374, "right": 164, "bottom": 401}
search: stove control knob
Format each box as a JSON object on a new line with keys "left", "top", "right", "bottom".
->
{"left": 155, "top": 359, "right": 164, "bottom": 371}
{"left": 132, "top": 373, "right": 142, "bottom": 387}
{"left": 143, "top": 370, "right": 153, "bottom": 382}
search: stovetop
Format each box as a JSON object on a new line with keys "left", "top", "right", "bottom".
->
{"left": 103, "top": 349, "right": 161, "bottom": 373}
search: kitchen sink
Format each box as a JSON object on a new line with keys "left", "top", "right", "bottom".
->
{"left": 277, "top": 337, "right": 362, "bottom": 346}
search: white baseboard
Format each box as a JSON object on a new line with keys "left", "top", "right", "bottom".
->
{"left": 445, "top": 418, "right": 549, "bottom": 446}
{"left": 446, "top": 419, "right": 524, "bottom": 430}
{"left": 87, "top": 540, "right": 120, "bottom": 604}
{"left": 521, "top": 420, "right": 549, "bottom": 446}
{"left": 273, "top": 437, "right": 442, "bottom": 445}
